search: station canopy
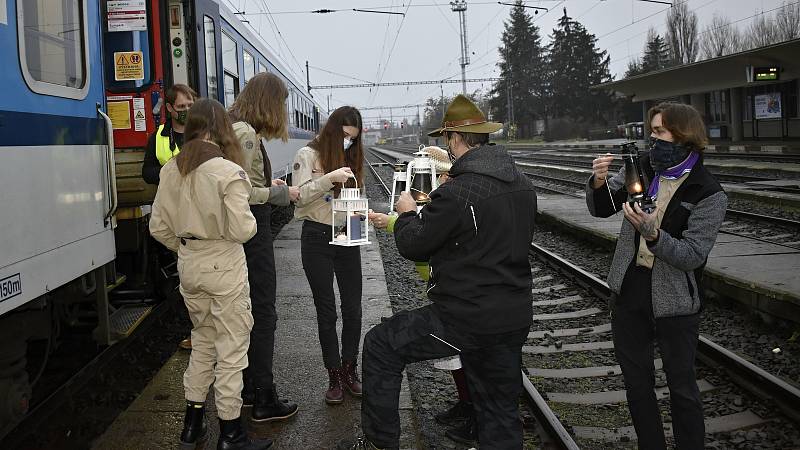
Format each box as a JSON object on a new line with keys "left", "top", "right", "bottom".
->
{"left": 595, "top": 38, "right": 800, "bottom": 101}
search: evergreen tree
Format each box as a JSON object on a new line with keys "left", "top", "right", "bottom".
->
{"left": 547, "top": 8, "right": 613, "bottom": 124}
{"left": 626, "top": 58, "right": 644, "bottom": 78}
{"left": 641, "top": 28, "right": 671, "bottom": 72}
{"left": 488, "top": 1, "right": 547, "bottom": 138}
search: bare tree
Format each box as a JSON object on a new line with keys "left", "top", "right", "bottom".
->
{"left": 744, "top": 13, "right": 779, "bottom": 49}
{"left": 666, "top": 2, "right": 699, "bottom": 64}
{"left": 699, "top": 14, "right": 743, "bottom": 59}
{"left": 775, "top": 1, "right": 800, "bottom": 41}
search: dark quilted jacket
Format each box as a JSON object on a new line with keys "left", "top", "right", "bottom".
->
{"left": 394, "top": 144, "right": 538, "bottom": 334}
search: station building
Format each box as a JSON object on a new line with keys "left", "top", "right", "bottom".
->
{"left": 599, "top": 38, "right": 800, "bottom": 144}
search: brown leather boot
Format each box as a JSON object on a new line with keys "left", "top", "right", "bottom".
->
{"left": 325, "top": 368, "right": 344, "bottom": 404}
{"left": 341, "top": 360, "right": 362, "bottom": 397}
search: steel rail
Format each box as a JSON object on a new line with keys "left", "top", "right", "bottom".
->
{"left": 529, "top": 243, "right": 800, "bottom": 425}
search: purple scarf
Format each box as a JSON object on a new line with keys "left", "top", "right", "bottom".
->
{"left": 647, "top": 151, "right": 700, "bottom": 199}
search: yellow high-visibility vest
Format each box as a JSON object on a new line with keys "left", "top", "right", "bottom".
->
{"left": 155, "top": 124, "right": 180, "bottom": 166}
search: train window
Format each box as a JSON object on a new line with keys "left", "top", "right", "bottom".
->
{"left": 204, "top": 16, "right": 218, "bottom": 99}
{"left": 221, "top": 31, "right": 238, "bottom": 106}
{"left": 259, "top": 62, "right": 268, "bottom": 74}
{"left": 222, "top": 32, "right": 238, "bottom": 76}
{"left": 243, "top": 50, "right": 256, "bottom": 83}
{"left": 18, "top": 0, "right": 90, "bottom": 99}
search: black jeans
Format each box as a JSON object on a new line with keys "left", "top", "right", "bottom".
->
{"left": 243, "top": 204, "right": 277, "bottom": 389}
{"left": 362, "top": 305, "right": 528, "bottom": 449}
{"left": 613, "top": 266, "right": 704, "bottom": 450}
{"left": 300, "top": 220, "right": 362, "bottom": 368}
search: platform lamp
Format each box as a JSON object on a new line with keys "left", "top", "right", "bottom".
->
{"left": 330, "top": 178, "right": 370, "bottom": 247}
{"left": 389, "top": 147, "right": 439, "bottom": 214}
{"left": 619, "top": 141, "right": 655, "bottom": 212}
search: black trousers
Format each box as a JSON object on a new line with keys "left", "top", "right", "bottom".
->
{"left": 300, "top": 220, "right": 362, "bottom": 368}
{"left": 362, "top": 305, "right": 528, "bottom": 449}
{"left": 613, "top": 266, "right": 704, "bottom": 450}
{"left": 243, "top": 204, "right": 277, "bottom": 389}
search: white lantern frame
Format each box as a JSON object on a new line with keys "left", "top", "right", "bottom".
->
{"left": 389, "top": 149, "right": 440, "bottom": 214}
{"left": 330, "top": 183, "right": 371, "bottom": 247}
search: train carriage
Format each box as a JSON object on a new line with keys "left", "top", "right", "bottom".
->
{"left": 0, "top": 0, "right": 324, "bottom": 438}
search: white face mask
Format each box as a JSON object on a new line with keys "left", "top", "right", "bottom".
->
{"left": 343, "top": 137, "right": 353, "bottom": 150}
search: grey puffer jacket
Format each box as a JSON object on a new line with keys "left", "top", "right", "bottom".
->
{"left": 586, "top": 153, "right": 727, "bottom": 318}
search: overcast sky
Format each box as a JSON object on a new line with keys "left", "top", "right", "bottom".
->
{"left": 227, "top": 0, "right": 788, "bottom": 125}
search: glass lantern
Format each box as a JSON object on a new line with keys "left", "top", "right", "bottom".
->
{"left": 330, "top": 187, "right": 370, "bottom": 246}
{"left": 619, "top": 142, "right": 655, "bottom": 212}
{"left": 389, "top": 149, "right": 439, "bottom": 214}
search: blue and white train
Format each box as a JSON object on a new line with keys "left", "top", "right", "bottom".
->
{"left": 0, "top": 0, "right": 324, "bottom": 436}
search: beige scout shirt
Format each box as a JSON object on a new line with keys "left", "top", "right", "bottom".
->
{"left": 232, "top": 121, "right": 275, "bottom": 206}
{"left": 149, "top": 157, "right": 257, "bottom": 252}
{"left": 292, "top": 146, "right": 336, "bottom": 225}
{"left": 636, "top": 173, "right": 690, "bottom": 269}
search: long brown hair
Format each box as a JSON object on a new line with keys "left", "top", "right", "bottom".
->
{"left": 228, "top": 72, "right": 289, "bottom": 142}
{"left": 177, "top": 98, "right": 243, "bottom": 175}
{"left": 309, "top": 106, "right": 364, "bottom": 195}
{"left": 648, "top": 102, "right": 708, "bottom": 152}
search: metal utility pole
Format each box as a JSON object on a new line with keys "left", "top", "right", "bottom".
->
{"left": 450, "top": 0, "right": 469, "bottom": 95}
{"left": 416, "top": 105, "right": 421, "bottom": 145}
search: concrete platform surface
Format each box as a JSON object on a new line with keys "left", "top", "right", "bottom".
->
{"left": 92, "top": 220, "right": 417, "bottom": 450}
{"left": 536, "top": 194, "right": 800, "bottom": 320}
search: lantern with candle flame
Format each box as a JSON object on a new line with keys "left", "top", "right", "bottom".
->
{"left": 619, "top": 142, "right": 655, "bottom": 212}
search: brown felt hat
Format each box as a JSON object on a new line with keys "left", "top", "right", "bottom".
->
{"left": 428, "top": 94, "right": 502, "bottom": 137}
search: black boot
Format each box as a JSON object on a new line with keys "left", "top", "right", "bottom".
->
{"left": 434, "top": 400, "right": 472, "bottom": 427}
{"left": 445, "top": 413, "right": 478, "bottom": 445}
{"left": 250, "top": 384, "right": 299, "bottom": 422}
{"left": 179, "top": 401, "right": 207, "bottom": 449}
{"left": 242, "top": 371, "right": 254, "bottom": 407}
{"left": 217, "top": 418, "right": 272, "bottom": 450}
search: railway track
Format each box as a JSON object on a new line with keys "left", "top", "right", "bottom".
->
{"left": 366, "top": 147, "right": 800, "bottom": 448}
{"left": 372, "top": 145, "right": 800, "bottom": 249}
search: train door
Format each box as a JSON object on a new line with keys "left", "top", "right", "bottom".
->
{"left": 189, "top": 0, "right": 223, "bottom": 103}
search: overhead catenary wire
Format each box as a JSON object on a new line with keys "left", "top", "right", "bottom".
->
{"left": 607, "top": 0, "right": 800, "bottom": 70}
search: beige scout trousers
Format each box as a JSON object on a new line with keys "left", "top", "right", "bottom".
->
{"left": 177, "top": 239, "right": 254, "bottom": 420}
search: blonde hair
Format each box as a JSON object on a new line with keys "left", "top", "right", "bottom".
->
{"left": 228, "top": 72, "right": 289, "bottom": 142}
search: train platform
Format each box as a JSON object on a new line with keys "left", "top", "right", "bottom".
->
{"left": 91, "top": 220, "right": 417, "bottom": 449}
{"left": 511, "top": 139, "right": 800, "bottom": 155}
{"left": 535, "top": 193, "right": 800, "bottom": 323}
{"left": 510, "top": 149, "right": 800, "bottom": 178}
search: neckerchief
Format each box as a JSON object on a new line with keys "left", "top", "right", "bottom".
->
{"left": 648, "top": 151, "right": 699, "bottom": 199}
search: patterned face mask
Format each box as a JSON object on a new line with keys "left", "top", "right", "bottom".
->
{"left": 343, "top": 137, "right": 353, "bottom": 150}
{"left": 649, "top": 137, "right": 689, "bottom": 172}
{"left": 175, "top": 109, "right": 189, "bottom": 125}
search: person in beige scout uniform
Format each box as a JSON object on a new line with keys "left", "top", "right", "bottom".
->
{"left": 228, "top": 72, "right": 300, "bottom": 423}
{"left": 292, "top": 106, "right": 364, "bottom": 405}
{"left": 149, "top": 99, "right": 272, "bottom": 450}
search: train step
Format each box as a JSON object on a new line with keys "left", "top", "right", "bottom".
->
{"left": 106, "top": 274, "right": 127, "bottom": 293}
{"left": 109, "top": 305, "right": 153, "bottom": 340}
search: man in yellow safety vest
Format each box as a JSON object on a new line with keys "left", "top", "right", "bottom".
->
{"left": 142, "top": 84, "right": 197, "bottom": 184}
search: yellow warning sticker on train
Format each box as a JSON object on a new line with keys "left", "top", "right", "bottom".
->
{"left": 114, "top": 51, "right": 144, "bottom": 81}
{"left": 108, "top": 101, "right": 131, "bottom": 130}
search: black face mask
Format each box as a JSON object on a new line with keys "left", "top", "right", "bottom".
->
{"left": 174, "top": 110, "right": 189, "bottom": 125}
{"left": 649, "top": 137, "right": 689, "bottom": 172}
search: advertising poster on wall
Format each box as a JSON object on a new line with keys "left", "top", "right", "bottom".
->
{"left": 754, "top": 93, "right": 782, "bottom": 119}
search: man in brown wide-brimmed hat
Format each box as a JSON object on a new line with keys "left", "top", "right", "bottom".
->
{"left": 338, "top": 95, "right": 538, "bottom": 450}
